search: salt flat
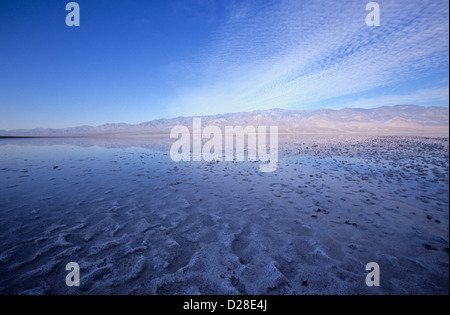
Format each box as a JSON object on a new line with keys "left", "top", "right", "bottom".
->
{"left": 0, "top": 135, "right": 448, "bottom": 294}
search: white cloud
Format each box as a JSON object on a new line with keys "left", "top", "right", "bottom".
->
{"left": 165, "top": 0, "right": 449, "bottom": 116}
{"left": 336, "top": 86, "right": 450, "bottom": 109}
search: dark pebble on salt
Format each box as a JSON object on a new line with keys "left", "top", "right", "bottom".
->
{"left": 423, "top": 244, "right": 438, "bottom": 251}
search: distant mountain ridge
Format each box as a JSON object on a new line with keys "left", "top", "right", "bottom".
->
{"left": 1, "top": 105, "right": 448, "bottom": 137}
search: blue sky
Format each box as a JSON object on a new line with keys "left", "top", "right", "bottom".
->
{"left": 0, "top": 0, "right": 448, "bottom": 130}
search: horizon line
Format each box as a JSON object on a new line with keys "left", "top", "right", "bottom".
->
{"left": 1, "top": 104, "right": 448, "bottom": 132}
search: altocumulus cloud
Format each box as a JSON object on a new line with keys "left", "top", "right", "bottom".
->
{"left": 164, "top": 0, "right": 449, "bottom": 116}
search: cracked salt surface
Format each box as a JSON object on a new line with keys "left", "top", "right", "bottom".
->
{"left": 0, "top": 135, "right": 448, "bottom": 294}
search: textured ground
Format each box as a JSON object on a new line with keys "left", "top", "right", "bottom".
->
{"left": 0, "top": 136, "right": 448, "bottom": 294}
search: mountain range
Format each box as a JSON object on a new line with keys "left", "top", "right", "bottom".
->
{"left": 1, "top": 105, "right": 448, "bottom": 137}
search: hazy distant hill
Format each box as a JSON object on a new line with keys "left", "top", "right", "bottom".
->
{"left": 1, "top": 105, "right": 448, "bottom": 137}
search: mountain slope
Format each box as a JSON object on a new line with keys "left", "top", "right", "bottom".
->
{"left": 0, "top": 105, "right": 448, "bottom": 137}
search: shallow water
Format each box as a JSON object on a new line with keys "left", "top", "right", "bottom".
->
{"left": 0, "top": 136, "right": 448, "bottom": 294}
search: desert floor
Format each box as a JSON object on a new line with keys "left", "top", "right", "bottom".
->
{"left": 0, "top": 135, "right": 448, "bottom": 294}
